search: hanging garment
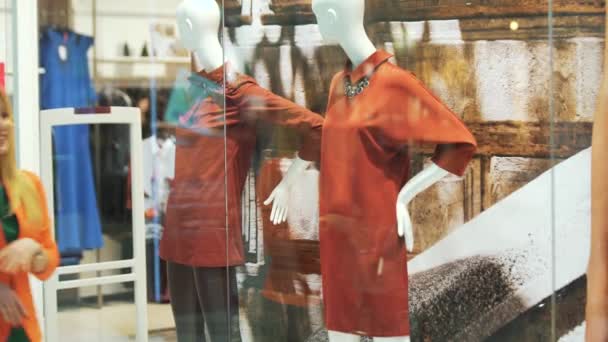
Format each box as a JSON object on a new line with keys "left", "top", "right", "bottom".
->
{"left": 160, "top": 63, "right": 323, "bottom": 267}
{"left": 39, "top": 27, "right": 103, "bottom": 263}
{"left": 308, "top": 50, "right": 477, "bottom": 337}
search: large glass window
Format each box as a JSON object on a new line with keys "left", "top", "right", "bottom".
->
{"left": 3, "top": 0, "right": 600, "bottom": 341}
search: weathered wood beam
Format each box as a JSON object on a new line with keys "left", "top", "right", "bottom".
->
{"left": 218, "top": 0, "right": 253, "bottom": 27}
{"left": 223, "top": 0, "right": 242, "bottom": 16}
{"left": 458, "top": 15, "right": 605, "bottom": 40}
{"left": 415, "top": 121, "right": 593, "bottom": 158}
{"left": 470, "top": 121, "right": 592, "bottom": 158}
{"left": 366, "top": 0, "right": 604, "bottom": 22}
{"left": 262, "top": 0, "right": 606, "bottom": 30}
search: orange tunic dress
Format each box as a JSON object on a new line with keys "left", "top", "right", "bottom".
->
{"left": 160, "top": 64, "right": 323, "bottom": 267}
{"left": 0, "top": 171, "right": 60, "bottom": 342}
{"left": 315, "top": 50, "right": 477, "bottom": 337}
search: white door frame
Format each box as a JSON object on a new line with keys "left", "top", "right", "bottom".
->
{"left": 11, "top": 0, "right": 45, "bottom": 334}
{"left": 39, "top": 107, "right": 148, "bottom": 342}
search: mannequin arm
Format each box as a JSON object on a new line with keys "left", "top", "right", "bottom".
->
{"left": 264, "top": 156, "right": 312, "bottom": 225}
{"left": 396, "top": 163, "right": 449, "bottom": 252}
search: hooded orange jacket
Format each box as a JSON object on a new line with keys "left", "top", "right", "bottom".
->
{"left": 0, "top": 171, "right": 60, "bottom": 342}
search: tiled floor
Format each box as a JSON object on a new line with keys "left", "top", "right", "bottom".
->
{"left": 55, "top": 300, "right": 253, "bottom": 342}
{"left": 57, "top": 302, "right": 176, "bottom": 341}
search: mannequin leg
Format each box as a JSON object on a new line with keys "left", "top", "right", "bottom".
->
{"left": 167, "top": 262, "right": 206, "bottom": 342}
{"left": 328, "top": 330, "right": 361, "bottom": 342}
{"left": 194, "top": 266, "right": 242, "bottom": 342}
{"left": 374, "top": 336, "right": 411, "bottom": 342}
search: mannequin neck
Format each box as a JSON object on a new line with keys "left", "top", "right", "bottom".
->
{"left": 339, "top": 27, "right": 376, "bottom": 70}
{"left": 193, "top": 37, "right": 224, "bottom": 72}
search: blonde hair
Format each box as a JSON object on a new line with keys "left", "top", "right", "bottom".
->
{"left": 0, "top": 88, "right": 42, "bottom": 224}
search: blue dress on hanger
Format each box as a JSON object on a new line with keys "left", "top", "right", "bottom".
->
{"left": 40, "top": 27, "right": 103, "bottom": 264}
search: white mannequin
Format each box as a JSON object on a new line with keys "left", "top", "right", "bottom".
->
{"left": 176, "top": 0, "right": 311, "bottom": 223}
{"left": 176, "top": 0, "right": 224, "bottom": 71}
{"left": 268, "top": 0, "right": 455, "bottom": 341}
{"left": 311, "top": 0, "right": 450, "bottom": 257}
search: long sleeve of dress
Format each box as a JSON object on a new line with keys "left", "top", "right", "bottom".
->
{"left": 24, "top": 171, "right": 60, "bottom": 281}
{"left": 236, "top": 82, "right": 323, "bottom": 161}
{"left": 373, "top": 68, "right": 477, "bottom": 176}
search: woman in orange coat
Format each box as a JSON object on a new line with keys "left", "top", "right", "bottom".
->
{"left": 0, "top": 88, "right": 59, "bottom": 342}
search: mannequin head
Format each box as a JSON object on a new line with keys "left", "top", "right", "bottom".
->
{"left": 176, "top": 0, "right": 221, "bottom": 51}
{"left": 311, "top": 0, "right": 375, "bottom": 68}
{"left": 312, "top": 0, "right": 366, "bottom": 43}
{"left": 176, "top": 0, "right": 224, "bottom": 71}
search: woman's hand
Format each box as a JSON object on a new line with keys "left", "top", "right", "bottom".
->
{"left": 0, "top": 238, "right": 42, "bottom": 274}
{"left": 0, "top": 283, "right": 27, "bottom": 326}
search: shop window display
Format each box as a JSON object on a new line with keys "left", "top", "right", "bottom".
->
{"left": 3, "top": 0, "right": 604, "bottom": 341}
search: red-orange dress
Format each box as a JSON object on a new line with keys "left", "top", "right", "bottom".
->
{"left": 160, "top": 64, "right": 323, "bottom": 267}
{"left": 314, "top": 50, "right": 477, "bottom": 336}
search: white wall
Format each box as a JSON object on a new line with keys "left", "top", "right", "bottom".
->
{"left": 72, "top": 0, "right": 180, "bottom": 57}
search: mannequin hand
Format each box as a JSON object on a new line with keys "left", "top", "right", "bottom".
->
{"left": 263, "top": 181, "right": 289, "bottom": 225}
{"left": 0, "top": 282, "right": 27, "bottom": 326}
{"left": 0, "top": 238, "right": 42, "bottom": 274}
{"left": 396, "top": 198, "right": 414, "bottom": 253}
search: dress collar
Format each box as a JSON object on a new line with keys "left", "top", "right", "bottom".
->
{"left": 344, "top": 50, "right": 393, "bottom": 82}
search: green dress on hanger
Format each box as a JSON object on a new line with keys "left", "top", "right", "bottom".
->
{"left": 0, "top": 186, "right": 30, "bottom": 342}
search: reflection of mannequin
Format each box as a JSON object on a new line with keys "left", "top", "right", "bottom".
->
{"left": 169, "top": 2, "right": 242, "bottom": 341}
{"left": 293, "top": 1, "right": 476, "bottom": 341}
{"left": 164, "top": 1, "right": 324, "bottom": 341}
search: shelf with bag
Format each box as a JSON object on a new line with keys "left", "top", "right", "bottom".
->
{"left": 91, "top": 55, "right": 192, "bottom": 86}
{"left": 94, "top": 56, "right": 191, "bottom": 65}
